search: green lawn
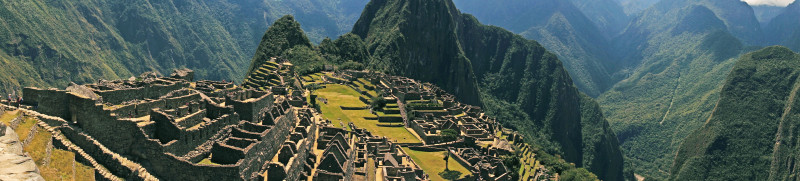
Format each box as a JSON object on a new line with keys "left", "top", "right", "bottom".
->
{"left": 403, "top": 147, "right": 472, "bottom": 181}
{"left": 316, "top": 84, "right": 420, "bottom": 143}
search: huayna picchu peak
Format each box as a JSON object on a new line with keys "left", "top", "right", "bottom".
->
{"left": 5, "top": 0, "right": 800, "bottom": 180}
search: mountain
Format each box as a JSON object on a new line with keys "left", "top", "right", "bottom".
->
{"left": 351, "top": 0, "right": 625, "bottom": 180}
{"left": 570, "top": 0, "right": 630, "bottom": 37}
{"left": 0, "top": 0, "right": 367, "bottom": 93}
{"left": 765, "top": 1, "right": 800, "bottom": 52}
{"left": 599, "top": 1, "right": 749, "bottom": 179}
{"left": 751, "top": 5, "right": 785, "bottom": 26}
{"left": 615, "top": 0, "right": 660, "bottom": 15}
{"left": 452, "top": 0, "right": 615, "bottom": 97}
{"left": 671, "top": 46, "right": 800, "bottom": 180}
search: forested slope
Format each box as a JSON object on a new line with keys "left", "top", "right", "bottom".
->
{"left": 0, "top": 0, "right": 367, "bottom": 93}
{"left": 672, "top": 46, "right": 800, "bottom": 180}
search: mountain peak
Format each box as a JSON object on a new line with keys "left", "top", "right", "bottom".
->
{"left": 672, "top": 5, "right": 727, "bottom": 35}
{"left": 246, "top": 15, "right": 312, "bottom": 74}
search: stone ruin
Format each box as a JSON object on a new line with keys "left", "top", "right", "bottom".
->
{"left": 19, "top": 67, "right": 316, "bottom": 180}
{"left": 6, "top": 62, "right": 549, "bottom": 180}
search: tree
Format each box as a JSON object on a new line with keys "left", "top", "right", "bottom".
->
{"left": 438, "top": 170, "right": 462, "bottom": 181}
{"left": 441, "top": 129, "right": 458, "bottom": 142}
{"left": 369, "top": 94, "right": 385, "bottom": 109}
{"left": 559, "top": 168, "right": 597, "bottom": 181}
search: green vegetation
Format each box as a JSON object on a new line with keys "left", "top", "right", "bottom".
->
{"left": 0, "top": 110, "right": 20, "bottom": 125}
{"left": 403, "top": 147, "right": 471, "bottom": 181}
{"left": 671, "top": 46, "right": 800, "bottom": 180}
{"left": 595, "top": 1, "right": 751, "bottom": 179}
{"left": 438, "top": 170, "right": 462, "bottom": 181}
{"left": 198, "top": 158, "right": 219, "bottom": 166}
{"left": 453, "top": 0, "right": 616, "bottom": 97}
{"left": 244, "top": 15, "right": 371, "bottom": 80}
{"left": 351, "top": 0, "right": 627, "bottom": 179}
{"left": 15, "top": 117, "right": 37, "bottom": 140}
{"left": 0, "top": 0, "right": 368, "bottom": 93}
{"left": 315, "top": 84, "right": 420, "bottom": 143}
{"left": 6, "top": 114, "right": 95, "bottom": 181}
{"left": 561, "top": 168, "right": 599, "bottom": 181}
{"left": 440, "top": 129, "right": 458, "bottom": 142}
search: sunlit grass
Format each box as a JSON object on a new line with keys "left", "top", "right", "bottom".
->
{"left": 316, "top": 84, "right": 420, "bottom": 143}
{"left": 403, "top": 147, "right": 471, "bottom": 181}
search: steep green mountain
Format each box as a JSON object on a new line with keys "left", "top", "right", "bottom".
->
{"left": 0, "top": 0, "right": 367, "bottom": 93}
{"left": 599, "top": 1, "right": 749, "bottom": 179}
{"left": 671, "top": 46, "right": 800, "bottom": 180}
{"left": 244, "top": 15, "right": 368, "bottom": 85}
{"left": 765, "top": 1, "right": 800, "bottom": 52}
{"left": 351, "top": 0, "right": 625, "bottom": 179}
{"left": 452, "top": 0, "right": 615, "bottom": 97}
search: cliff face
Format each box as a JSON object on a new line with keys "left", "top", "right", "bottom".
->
{"left": 352, "top": 0, "right": 482, "bottom": 106}
{"left": 452, "top": 0, "right": 616, "bottom": 97}
{"left": 351, "top": 0, "right": 624, "bottom": 180}
{"left": 671, "top": 46, "right": 800, "bottom": 180}
{"left": 766, "top": 1, "right": 800, "bottom": 52}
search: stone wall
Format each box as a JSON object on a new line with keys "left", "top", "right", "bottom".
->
{"left": 59, "top": 126, "right": 141, "bottom": 179}
{"left": 237, "top": 109, "right": 296, "bottom": 178}
{"left": 95, "top": 82, "right": 187, "bottom": 105}
{"left": 23, "top": 87, "right": 70, "bottom": 119}
{"left": 226, "top": 92, "right": 273, "bottom": 123}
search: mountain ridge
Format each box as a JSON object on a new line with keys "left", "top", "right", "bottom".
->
{"left": 351, "top": 0, "right": 625, "bottom": 180}
{"left": 671, "top": 46, "right": 800, "bottom": 180}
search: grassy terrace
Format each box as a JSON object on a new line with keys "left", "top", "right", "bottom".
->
{"left": 518, "top": 147, "right": 541, "bottom": 181}
{"left": 315, "top": 84, "right": 420, "bottom": 143}
{"left": 357, "top": 78, "right": 375, "bottom": 88}
{"left": 0, "top": 111, "right": 94, "bottom": 180}
{"left": 0, "top": 110, "right": 20, "bottom": 125}
{"left": 403, "top": 147, "right": 471, "bottom": 181}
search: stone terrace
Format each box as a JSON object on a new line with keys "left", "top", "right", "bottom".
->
{"left": 19, "top": 68, "right": 316, "bottom": 180}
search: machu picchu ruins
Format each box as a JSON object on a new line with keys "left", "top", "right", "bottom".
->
{"left": 1, "top": 57, "right": 555, "bottom": 181}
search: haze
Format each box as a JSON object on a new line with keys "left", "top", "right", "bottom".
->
{"left": 742, "top": 0, "right": 795, "bottom": 6}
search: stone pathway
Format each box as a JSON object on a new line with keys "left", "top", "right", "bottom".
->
{"left": 0, "top": 124, "right": 44, "bottom": 181}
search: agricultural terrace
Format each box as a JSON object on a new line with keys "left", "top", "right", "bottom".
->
{"left": 1, "top": 111, "right": 94, "bottom": 180}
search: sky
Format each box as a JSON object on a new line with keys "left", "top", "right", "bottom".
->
{"left": 741, "top": 0, "right": 796, "bottom": 6}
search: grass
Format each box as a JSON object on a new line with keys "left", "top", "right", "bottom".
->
{"left": 15, "top": 117, "right": 38, "bottom": 140}
{"left": 358, "top": 78, "right": 374, "bottom": 87}
{"left": 374, "top": 110, "right": 401, "bottom": 117}
{"left": 23, "top": 125, "right": 94, "bottom": 180}
{"left": 301, "top": 72, "right": 326, "bottom": 84}
{"left": 519, "top": 149, "right": 540, "bottom": 181}
{"left": 316, "top": 84, "right": 421, "bottom": 143}
{"left": 0, "top": 110, "right": 20, "bottom": 125}
{"left": 403, "top": 147, "right": 471, "bottom": 181}
{"left": 198, "top": 158, "right": 219, "bottom": 165}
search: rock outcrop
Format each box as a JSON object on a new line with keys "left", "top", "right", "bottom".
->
{"left": 0, "top": 123, "right": 45, "bottom": 181}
